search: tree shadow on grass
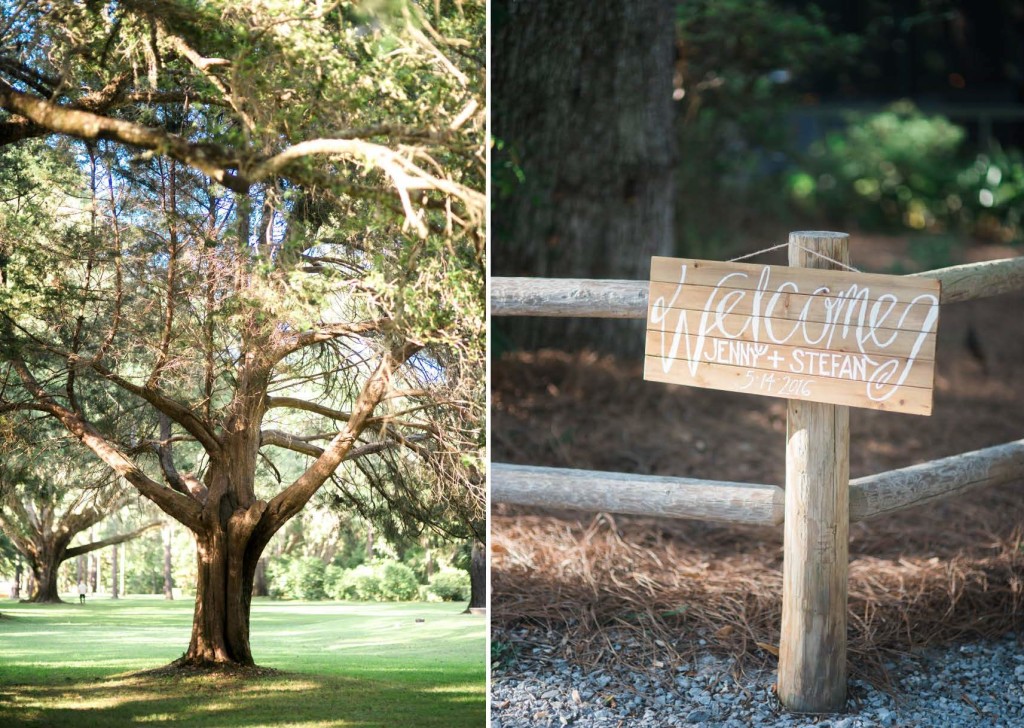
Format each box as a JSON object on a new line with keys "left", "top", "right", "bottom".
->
{"left": 0, "top": 671, "right": 483, "bottom": 727}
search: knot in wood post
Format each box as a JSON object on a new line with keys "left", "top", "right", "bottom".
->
{"left": 778, "top": 231, "right": 851, "bottom": 713}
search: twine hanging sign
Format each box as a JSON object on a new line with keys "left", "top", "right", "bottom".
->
{"left": 644, "top": 257, "right": 941, "bottom": 415}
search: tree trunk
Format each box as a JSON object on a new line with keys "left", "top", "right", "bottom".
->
{"left": 90, "top": 538, "right": 98, "bottom": 593}
{"left": 492, "top": 0, "right": 676, "bottom": 355}
{"left": 468, "top": 540, "right": 485, "bottom": 610}
{"left": 366, "top": 522, "right": 374, "bottom": 562}
{"left": 12, "top": 557, "right": 21, "bottom": 600}
{"left": 29, "top": 561, "right": 61, "bottom": 602}
{"left": 25, "top": 538, "right": 71, "bottom": 603}
{"left": 177, "top": 526, "right": 260, "bottom": 667}
{"left": 110, "top": 543, "right": 119, "bottom": 600}
{"left": 163, "top": 526, "right": 175, "bottom": 600}
{"left": 253, "top": 557, "right": 268, "bottom": 598}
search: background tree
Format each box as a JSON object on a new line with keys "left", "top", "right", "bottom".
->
{"left": 0, "top": 0, "right": 484, "bottom": 669}
{"left": 0, "top": 422, "right": 159, "bottom": 603}
{"left": 492, "top": 0, "right": 676, "bottom": 355}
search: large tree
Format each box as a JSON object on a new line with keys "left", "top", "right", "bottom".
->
{"left": 0, "top": 0, "right": 484, "bottom": 668}
{"left": 492, "top": 0, "right": 676, "bottom": 354}
{"left": 0, "top": 465, "right": 158, "bottom": 603}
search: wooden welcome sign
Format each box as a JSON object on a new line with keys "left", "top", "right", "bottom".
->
{"left": 644, "top": 257, "right": 941, "bottom": 415}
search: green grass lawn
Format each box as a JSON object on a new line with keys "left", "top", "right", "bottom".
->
{"left": 0, "top": 595, "right": 485, "bottom": 727}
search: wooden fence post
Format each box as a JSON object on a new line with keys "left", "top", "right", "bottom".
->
{"left": 778, "top": 231, "right": 851, "bottom": 712}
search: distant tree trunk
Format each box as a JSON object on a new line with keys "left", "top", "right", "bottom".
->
{"left": 29, "top": 544, "right": 64, "bottom": 602}
{"left": 253, "top": 557, "right": 268, "bottom": 598}
{"left": 163, "top": 527, "right": 175, "bottom": 600}
{"left": 424, "top": 539, "right": 434, "bottom": 580}
{"left": 89, "top": 527, "right": 98, "bottom": 593}
{"left": 366, "top": 523, "right": 375, "bottom": 563}
{"left": 468, "top": 540, "right": 485, "bottom": 610}
{"left": 12, "top": 557, "right": 22, "bottom": 600}
{"left": 492, "top": 0, "right": 676, "bottom": 356}
{"left": 111, "top": 543, "right": 119, "bottom": 600}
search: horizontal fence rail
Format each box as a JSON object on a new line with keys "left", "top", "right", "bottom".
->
{"left": 491, "top": 256, "right": 1024, "bottom": 318}
{"left": 493, "top": 439, "right": 1024, "bottom": 524}
{"left": 850, "top": 438, "right": 1024, "bottom": 520}
{"left": 491, "top": 463, "right": 784, "bottom": 526}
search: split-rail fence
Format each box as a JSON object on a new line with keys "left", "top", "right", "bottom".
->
{"left": 491, "top": 232, "right": 1024, "bottom": 712}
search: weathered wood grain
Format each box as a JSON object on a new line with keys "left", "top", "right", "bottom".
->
{"left": 490, "top": 463, "right": 784, "bottom": 526}
{"left": 850, "top": 439, "right": 1024, "bottom": 521}
{"left": 651, "top": 255, "right": 941, "bottom": 293}
{"left": 648, "top": 278, "right": 939, "bottom": 329}
{"left": 778, "top": 232, "right": 850, "bottom": 713}
{"left": 643, "top": 356, "right": 933, "bottom": 414}
{"left": 489, "top": 278, "right": 648, "bottom": 318}
{"left": 913, "top": 256, "right": 1024, "bottom": 303}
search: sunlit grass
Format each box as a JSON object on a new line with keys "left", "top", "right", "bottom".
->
{"left": 0, "top": 596, "right": 485, "bottom": 727}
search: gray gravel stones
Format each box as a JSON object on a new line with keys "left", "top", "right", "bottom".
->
{"left": 491, "top": 632, "right": 1024, "bottom": 727}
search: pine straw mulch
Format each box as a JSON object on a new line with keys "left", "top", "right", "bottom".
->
{"left": 491, "top": 285, "right": 1024, "bottom": 683}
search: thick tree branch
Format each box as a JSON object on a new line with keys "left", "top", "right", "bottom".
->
{"left": 0, "top": 82, "right": 247, "bottom": 192}
{"left": 250, "top": 342, "right": 420, "bottom": 551}
{"left": 63, "top": 521, "right": 162, "bottom": 560}
{"left": 260, "top": 429, "right": 326, "bottom": 458}
{"left": 9, "top": 360, "right": 204, "bottom": 532}
{"left": 249, "top": 139, "right": 485, "bottom": 236}
{"left": 68, "top": 354, "right": 221, "bottom": 456}
{"left": 265, "top": 396, "right": 353, "bottom": 422}
{"left": 154, "top": 413, "right": 208, "bottom": 503}
{"left": 268, "top": 319, "right": 389, "bottom": 364}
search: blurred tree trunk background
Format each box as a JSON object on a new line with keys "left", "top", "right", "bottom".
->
{"left": 492, "top": 0, "right": 676, "bottom": 356}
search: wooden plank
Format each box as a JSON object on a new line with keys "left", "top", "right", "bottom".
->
{"left": 646, "top": 251, "right": 939, "bottom": 415}
{"left": 778, "top": 231, "right": 850, "bottom": 714}
{"left": 649, "top": 279, "right": 938, "bottom": 330}
{"left": 644, "top": 332, "right": 935, "bottom": 386}
{"left": 643, "top": 356, "right": 933, "bottom": 414}
{"left": 652, "top": 255, "right": 941, "bottom": 294}
{"left": 644, "top": 316, "right": 937, "bottom": 359}
{"left": 490, "top": 463, "right": 784, "bottom": 526}
{"left": 850, "top": 439, "right": 1024, "bottom": 521}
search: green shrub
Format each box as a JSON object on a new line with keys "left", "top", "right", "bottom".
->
{"left": 323, "top": 560, "right": 422, "bottom": 601}
{"left": 789, "top": 102, "right": 965, "bottom": 232}
{"left": 324, "top": 564, "right": 346, "bottom": 599}
{"left": 266, "top": 555, "right": 295, "bottom": 599}
{"left": 787, "top": 103, "right": 1024, "bottom": 244}
{"left": 294, "top": 557, "right": 326, "bottom": 600}
{"left": 340, "top": 564, "right": 382, "bottom": 601}
{"left": 266, "top": 556, "right": 327, "bottom": 600}
{"left": 426, "top": 567, "right": 470, "bottom": 602}
{"left": 379, "top": 561, "right": 418, "bottom": 601}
